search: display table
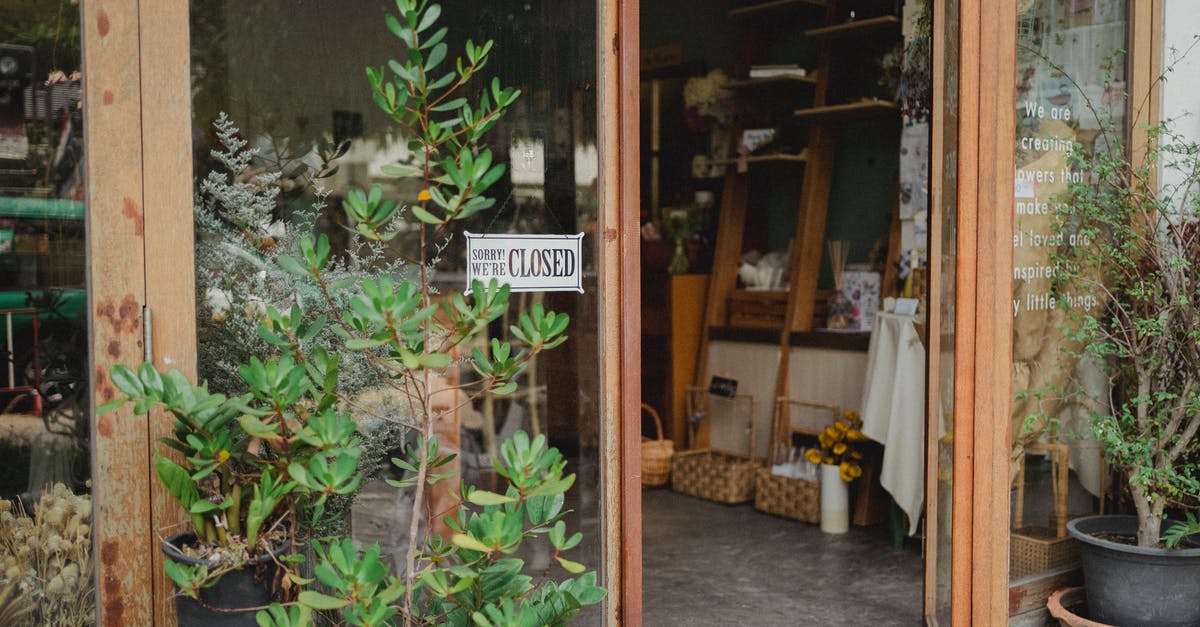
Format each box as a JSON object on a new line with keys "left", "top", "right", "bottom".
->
{"left": 859, "top": 312, "right": 926, "bottom": 535}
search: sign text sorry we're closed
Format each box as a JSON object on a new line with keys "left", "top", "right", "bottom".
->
{"left": 463, "top": 232, "right": 585, "bottom": 294}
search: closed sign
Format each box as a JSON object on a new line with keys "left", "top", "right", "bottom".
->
{"left": 464, "top": 232, "right": 585, "bottom": 294}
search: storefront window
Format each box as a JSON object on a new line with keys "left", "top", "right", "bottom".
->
{"left": 0, "top": 1, "right": 93, "bottom": 623}
{"left": 1010, "top": 0, "right": 1128, "bottom": 583}
{"left": 189, "top": 0, "right": 603, "bottom": 622}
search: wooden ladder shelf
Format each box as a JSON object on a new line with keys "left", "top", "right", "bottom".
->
{"left": 695, "top": 0, "right": 901, "bottom": 441}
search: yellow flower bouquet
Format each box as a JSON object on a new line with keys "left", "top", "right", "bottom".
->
{"left": 805, "top": 409, "right": 867, "bottom": 482}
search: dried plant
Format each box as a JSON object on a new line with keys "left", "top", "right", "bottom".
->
{"left": 0, "top": 484, "right": 93, "bottom": 626}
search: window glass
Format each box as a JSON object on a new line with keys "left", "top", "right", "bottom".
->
{"left": 929, "top": 0, "right": 958, "bottom": 619}
{"left": 189, "top": 1, "right": 603, "bottom": 622}
{"left": 1010, "top": 0, "right": 1128, "bottom": 583}
{"left": 0, "top": 1, "right": 93, "bottom": 623}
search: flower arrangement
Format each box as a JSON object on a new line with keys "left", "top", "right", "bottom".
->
{"left": 805, "top": 410, "right": 867, "bottom": 482}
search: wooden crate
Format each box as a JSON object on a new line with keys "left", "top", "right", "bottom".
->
{"left": 726, "top": 289, "right": 831, "bottom": 329}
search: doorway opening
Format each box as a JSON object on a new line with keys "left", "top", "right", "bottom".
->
{"left": 636, "top": 1, "right": 930, "bottom": 624}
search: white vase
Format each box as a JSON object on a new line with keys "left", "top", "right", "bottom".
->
{"left": 820, "top": 463, "right": 850, "bottom": 534}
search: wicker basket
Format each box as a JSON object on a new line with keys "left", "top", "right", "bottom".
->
{"left": 671, "top": 449, "right": 761, "bottom": 504}
{"left": 751, "top": 398, "right": 837, "bottom": 522}
{"left": 753, "top": 467, "right": 819, "bottom": 522}
{"left": 1011, "top": 443, "right": 1079, "bottom": 578}
{"left": 1011, "top": 526, "right": 1079, "bottom": 578}
{"left": 641, "top": 403, "right": 674, "bottom": 488}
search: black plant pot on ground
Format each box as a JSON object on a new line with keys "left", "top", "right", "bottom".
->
{"left": 162, "top": 533, "right": 285, "bottom": 627}
{"left": 1067, "top": 515, "right": 1200, "bottom": 627}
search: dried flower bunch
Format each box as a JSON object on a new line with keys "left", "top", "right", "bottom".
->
{"left": 683, "top": 69, "right": 734, "bottom": 132}
{"left": 805, "top": 410, "right": 867, "bottom": 482}
{"left": 0, "top": 484, "right": 93, "bottom": 627}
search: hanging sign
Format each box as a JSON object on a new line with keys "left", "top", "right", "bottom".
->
{"left": 464, "top": 232, "right": 585, "bottom": 294}
{"left": 709, "top": 376, "right": 738, "bottom": 398}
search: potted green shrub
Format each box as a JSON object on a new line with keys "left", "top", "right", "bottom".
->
{"left": 1047, "top": 54, "right": 1200, "bottom": 625}
{"left": 102, "top": 2, "right": 603, "bottom": 625}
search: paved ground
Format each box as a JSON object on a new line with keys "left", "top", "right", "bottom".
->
{"left": 641, "top": 489, "right": 924, "bottom": 626}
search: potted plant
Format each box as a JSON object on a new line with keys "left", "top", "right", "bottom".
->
{"left": 1046, "top": 53, "right": 1200, "bottom": 625}
{"left": 102, "top": 2, "right": 604, "bottom": 625}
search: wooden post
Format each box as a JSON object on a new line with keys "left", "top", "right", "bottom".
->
{"left": 83, "top": 3, "right": 152, "bottom": 624}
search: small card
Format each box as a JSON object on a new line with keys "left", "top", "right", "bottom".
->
{"left": 893, "top": 298, "right": 919, "bottom": 316}
{"left": 709, "top": 376, "right": 738, "bottom": 398}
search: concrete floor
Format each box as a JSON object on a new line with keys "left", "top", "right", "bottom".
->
{"left": 642, "top": 489, "right": 924, "bottom": 626}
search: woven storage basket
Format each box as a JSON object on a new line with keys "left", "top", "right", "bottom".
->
{"left": 751, "top": 398, "right": 837, "bottom": 522}
{"left": 753, "top": 467, "right": 819, "bottom": 522}
{"left": 671, "top": 449, "right": 760, "bottom": 504}
{"left": 1011, "top": 443, "right": 1079, "bottom": 578}
{"left": 641, "top": 403, "right": 674, "bottom": 488}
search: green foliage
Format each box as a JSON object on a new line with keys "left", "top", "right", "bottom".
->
{"left": 1046, "top": 49, "right": 1200, "bottom": 546}
{"left": 104, "top": 0, "right": 602, "bottom": 622}
{"left": 1163, "top": 512, "right": 1200, "bottom": 549}
{"left": 257, "top": 431, "right": 603, "bottom": 627}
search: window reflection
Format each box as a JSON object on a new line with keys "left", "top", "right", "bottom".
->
{"left": 1010, "top": 0, "right": 1128, "bottom": 584}
{"left": 0, "top": 2, "right": 93, "bottom": 624}
{"left": 190, "top": 1, "right": 602, "bottom": 623}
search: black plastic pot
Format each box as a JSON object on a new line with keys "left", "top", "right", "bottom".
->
{"left": 162, "top": 533, "right": 284, "bottom": 627}
{"left": 1067, "top": 515, "right": 1200, "bottom": 627}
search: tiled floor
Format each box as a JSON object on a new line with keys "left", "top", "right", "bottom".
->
{"left": 641, "top": 489, "right": 924, "bottom": 626}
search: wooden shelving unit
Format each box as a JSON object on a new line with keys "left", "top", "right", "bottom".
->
{"left": 694, "top": 0, "right": 903, "bottom": 452}
{"left": 707, "top": 151, "right": 808, "bottom": 167}
{"left": 728, "top": 0, "right": 825, "bottom": 18}
{"left": 804, "top": 15, "right": 901, "bottom": 39}
{"left": 794, "top": 99, "right": 900, "bottom": 120}
{"left": 729, "top": 75, "right": 818, "bottom": 89}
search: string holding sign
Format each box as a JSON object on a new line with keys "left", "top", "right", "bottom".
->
{"left": 463, "top": 232, "right": 585, "bottom": 294}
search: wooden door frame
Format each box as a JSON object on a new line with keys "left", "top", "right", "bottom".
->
{"left": 85, "top": 0, "right": 643, "bottom": 623}
{"left": 85, "top": 1, "right": 195, "bottom": 625}
{"left": 938, "top": 2, "right": 1163, "bottom": 624}
{"left": 604, "top": 0, "right": 643, "bottom": 623}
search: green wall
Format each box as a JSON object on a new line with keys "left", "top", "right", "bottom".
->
{"left": 641, "top": 0, "right": 899, "bottom": 286}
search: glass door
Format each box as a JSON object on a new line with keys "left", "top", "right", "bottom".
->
{"left": 187, "top": 0, "right": 611, "bottom": 623}
{"left": 0, "top": 3, "right": 94, "bottom": 623}
{"left": 925, "top": 0, "right": 959, "bottom": 622}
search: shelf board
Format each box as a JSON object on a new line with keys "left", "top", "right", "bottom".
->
{"left": 729, "top": 74, "right": 818, "bottom": 89}
{"left": 804, "top": 15, "right": 901, "bottom": 39}
{"left": 729, "top": 0, "right": 825, "bottom": 17}
{"left": 709, "top": 326, "right": 872, "bottom": 352}
{"left": 707, "top": 151, "right": 808, "bottom": 166}
{"left": 794, "top": 99, "right": 899, "bottom": 120}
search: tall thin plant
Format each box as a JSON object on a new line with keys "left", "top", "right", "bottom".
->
{"left": 1049, "top": 47, "right": 1200, "bottom": 547}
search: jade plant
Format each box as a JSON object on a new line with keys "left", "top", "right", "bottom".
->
{"left": 102, "top": 1, "right": 603, "bottom": 624}
{"left": 1047, "top": 51, "right": 1200, "bottom": 548}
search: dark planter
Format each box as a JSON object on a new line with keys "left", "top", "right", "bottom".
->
{"left": 163, "top": 533, "right": 284, "bottom": 627}
{"left": 1067, "top": 515, "right": 1200, "bottom": 627}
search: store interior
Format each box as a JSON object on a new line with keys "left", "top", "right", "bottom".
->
{"left": 635, "top": 1, "right": 928, "bottom": 623}
{"left": 0, "top": 0, "right": 1133, "bottom": 624}
{"left": 634, "top": 1, "right": 1124, "bottom": 625}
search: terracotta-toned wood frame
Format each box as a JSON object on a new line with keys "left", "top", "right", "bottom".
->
{"left": 84, "top": 1, "right": 195, "bottom": 625}
{"left": 83, "top": 0, "right": 1168, "bottom": 624}
{"left": 83, "top": 0, "right": 643, "bottom": 624}
{"left": 603, "top": 0, "right": 643, "bottom": 623}
{"left": 926, "top": 2, "right": 1163, "bottom": 625}
{"left": 954, "top": 1, "right": 1018, "bottom": 623}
